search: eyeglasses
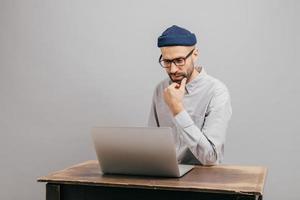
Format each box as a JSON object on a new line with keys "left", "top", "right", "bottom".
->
{"left": 158, "top": 48, "right": 195, "bottom": 68}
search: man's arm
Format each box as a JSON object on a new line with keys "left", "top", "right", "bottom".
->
{"left": 164, "top": 78, "right": 232, "bottom": 165}
{"left": 173, "top": 87, "right": 232, "bottom": 165}
{"left": 148, "top": 87, "right": 160, "bottom": 127}
{"left": 148, "top": 100, "right": 159, "bottom": 127}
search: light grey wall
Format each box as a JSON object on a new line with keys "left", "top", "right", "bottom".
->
{"left": 0, "top": 0, "right": 299, "bottom": 199}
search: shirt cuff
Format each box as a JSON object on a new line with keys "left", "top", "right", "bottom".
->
{"left": 174, "top": 110, "right": 194, "bottom": 128}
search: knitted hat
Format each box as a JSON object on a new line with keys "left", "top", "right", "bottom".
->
{"left": 157, "top": 25, "right": 197, "bottom": 47}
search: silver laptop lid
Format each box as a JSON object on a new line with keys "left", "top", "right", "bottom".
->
{"left": 91, "top": 127, "right": 181, "bottom": 177}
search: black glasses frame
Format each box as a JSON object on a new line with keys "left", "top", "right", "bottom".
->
{"left": 158, "top": 48, "right": 195, "bottom": 68}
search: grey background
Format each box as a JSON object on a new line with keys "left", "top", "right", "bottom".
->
{"left": 0, "top": 0, "right": 299, "bottom": 199}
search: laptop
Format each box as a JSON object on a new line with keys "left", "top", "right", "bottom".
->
{"left": 91, "top": 127, "right": 194, "bottom": 177}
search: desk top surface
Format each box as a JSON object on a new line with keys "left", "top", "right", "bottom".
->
{"left": 38, "top": 160, "right": 267, "bottom": 195}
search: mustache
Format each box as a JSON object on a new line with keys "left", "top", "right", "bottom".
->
{"left": 168, "top": 73, "right": 187, "bottom": 83}
{"left": 169, "top": 72, "right": 187, "bottom": 77}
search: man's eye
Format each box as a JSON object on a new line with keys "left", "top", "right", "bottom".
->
{"left": 174, "top": 58, "right": 185, "bottom": 64}
{"left": 163, "top": 60, "right": 172, "bottom": 65}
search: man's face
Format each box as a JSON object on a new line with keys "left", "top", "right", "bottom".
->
{"left": 160, "top": 46, "right": 197, "bottom": 84}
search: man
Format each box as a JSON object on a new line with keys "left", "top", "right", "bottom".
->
{"left": 148, "top": 25, "right": 232, "bottom": 165}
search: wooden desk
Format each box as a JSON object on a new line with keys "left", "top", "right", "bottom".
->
{"left": 38, "top": 160, "right": 267, "bottom": 200}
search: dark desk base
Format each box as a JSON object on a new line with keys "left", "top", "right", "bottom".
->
{"left": 46, "top": 183, "right": 262, "bottom": 200}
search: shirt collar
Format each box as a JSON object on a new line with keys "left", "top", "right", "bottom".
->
{"left": 185, "top": 66, "right": 206, "bottom": 94}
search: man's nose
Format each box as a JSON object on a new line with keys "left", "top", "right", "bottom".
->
{"left": 169, "top": 62, "right": 178, "bottom": 73}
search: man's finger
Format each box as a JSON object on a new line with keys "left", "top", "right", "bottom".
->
{"left": 179, "top": 78, "right": 187, "bottom": 90}
{"left": 169, "top": 82, "right": 179, "bottom": 89}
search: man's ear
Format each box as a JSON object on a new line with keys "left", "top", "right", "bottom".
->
{"left": 192, "top": 48, "right": 199, "bottom": 62}
{"left": 194, "top": 48, "right": 199, "bottom": 56}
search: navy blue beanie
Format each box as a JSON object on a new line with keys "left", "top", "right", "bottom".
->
{"left": 157, "top": 25, "right": 197, "bottom": 47}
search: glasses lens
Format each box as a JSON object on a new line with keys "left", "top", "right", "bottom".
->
{"left": 160, "top": 60, "right": 170, "bottom": 68}
{"left": 174, "top": 58, "right": 185, "bottom": 66}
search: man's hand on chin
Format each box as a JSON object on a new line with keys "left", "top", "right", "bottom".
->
{"left": 163, "top": 78, "right": 187, "bottom": 116}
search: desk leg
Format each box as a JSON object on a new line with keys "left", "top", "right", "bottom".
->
{"left": 46, "top": 183, "right": 60, "bottom": 200}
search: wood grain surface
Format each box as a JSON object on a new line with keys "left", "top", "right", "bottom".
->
{"left": 38, "top": 160, "right": 267, "bottom": 195}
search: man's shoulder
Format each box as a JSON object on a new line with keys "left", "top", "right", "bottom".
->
{"left": 206, "top": 75, "right": 226, "bottom": 88}
{"left": 204, "top": 73, "right": 229, "bottom": 94}
{"left": 194, "top": 71, "right": 230, "bottom": 103}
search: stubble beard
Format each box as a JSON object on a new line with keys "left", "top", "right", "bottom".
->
{"left": 168, "top": 62, "right": 195, "bottom": 84}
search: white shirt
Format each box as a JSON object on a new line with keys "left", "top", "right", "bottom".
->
{"left": 148, "top": 67, "right": 232, "bottom": 165}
